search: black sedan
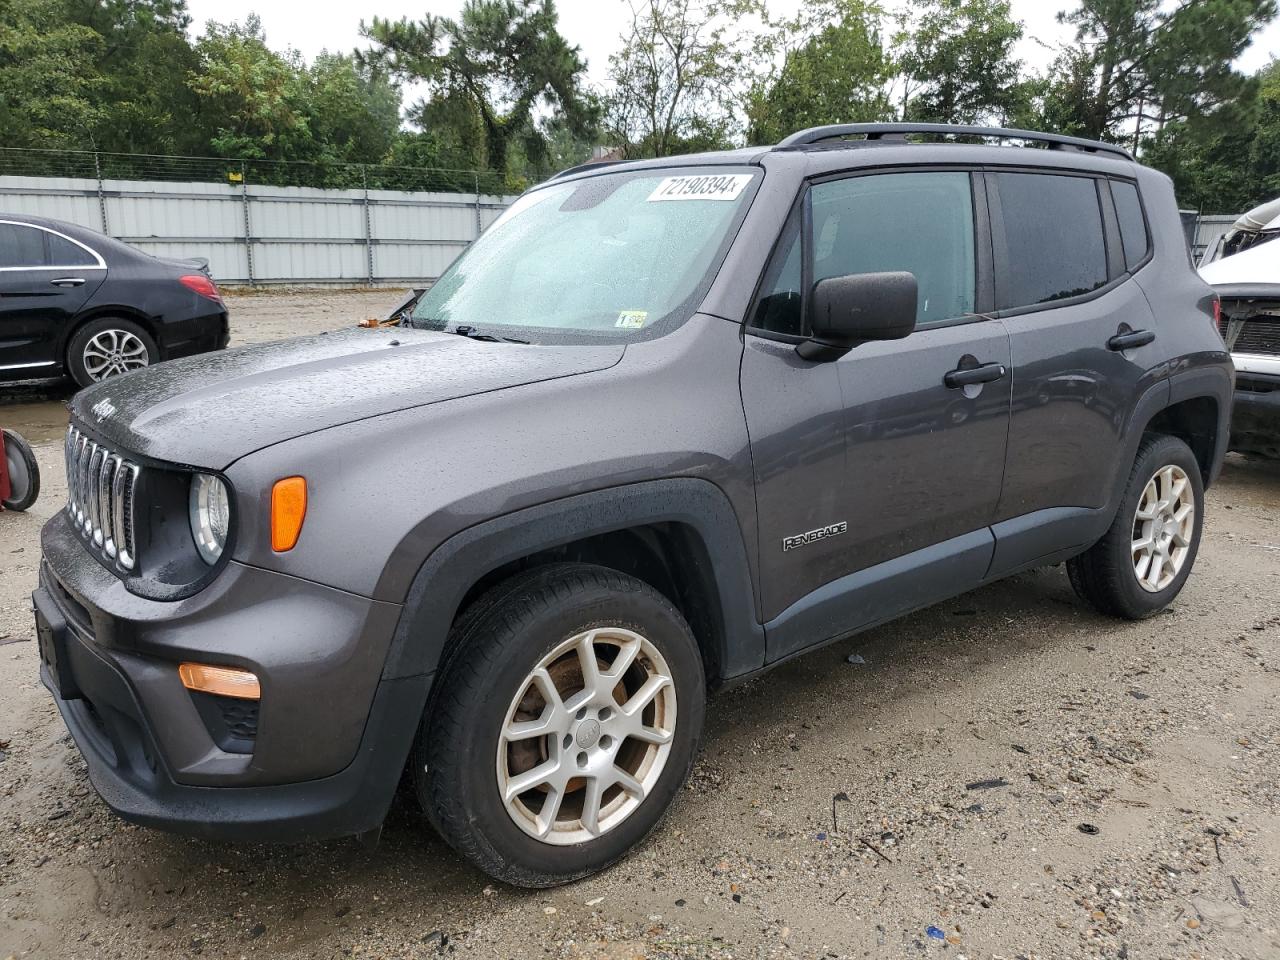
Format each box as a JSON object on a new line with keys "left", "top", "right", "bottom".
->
{"left": 1, "top": 214, "right": 229, "bottom": 388}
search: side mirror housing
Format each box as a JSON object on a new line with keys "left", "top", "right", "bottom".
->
{"left": 797, "top": 271, "right": 918, "bottom": 361}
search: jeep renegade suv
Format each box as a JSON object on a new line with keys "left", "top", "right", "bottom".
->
{"left": 35, "top": 124, "right": 1232, "bottom": 888}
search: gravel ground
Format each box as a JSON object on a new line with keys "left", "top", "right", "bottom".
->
{"left": 2, "top": 291, "right": 1279, "bottom": 960}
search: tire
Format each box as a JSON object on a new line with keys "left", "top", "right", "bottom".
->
{"left": 66, "top": 318, "right": 157, "bottom": 388}
{"left": 415, "top": 562, "right": 706, "bottom": 888}
{"left": 2, "top": 429, "right": 40, "bottom": 512}
{"left": 1067, "top": 434, "right": 1204, "bottom": 620}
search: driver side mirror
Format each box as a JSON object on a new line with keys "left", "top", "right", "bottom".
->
{"left": 797, "top": 271, "right": 918, "bottom": 361}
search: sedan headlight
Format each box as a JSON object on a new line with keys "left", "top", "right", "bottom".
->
{"left": 189, "top": 474, "right": 230, "bottom": 565}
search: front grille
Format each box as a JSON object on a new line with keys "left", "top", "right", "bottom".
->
{"left": 65, "top": 425, "right": 141, "bottom": 571}
{"left": 1229, "top": 316, "right": 1280, "bottom": 357}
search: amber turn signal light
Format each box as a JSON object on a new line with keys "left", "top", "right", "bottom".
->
{"left": 178, "top": 662, "right": 261, "bottom": 700}
{"left": 271, "top": 476, "right": 307, "bottom": 552}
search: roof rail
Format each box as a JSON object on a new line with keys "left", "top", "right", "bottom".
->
{"left": 548, "top": 158, "right": 629, "bottom": 181}
{"left": 776, "top": 123, "right": 1134, "bottom": 161}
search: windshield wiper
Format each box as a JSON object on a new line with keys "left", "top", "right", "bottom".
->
{"left": 450, "top": 325, "right": 530, "bottom": 344}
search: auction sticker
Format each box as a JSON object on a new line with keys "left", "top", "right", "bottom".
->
{"left": 616, "top": 310, "right": 648, "bottom": 329}
{"left": 648, "top": 174, "right": 753, "bottom": 202}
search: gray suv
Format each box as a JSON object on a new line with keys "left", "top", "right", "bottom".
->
{"left": 34, "top": 124, "right": 1233, "bottom": 888}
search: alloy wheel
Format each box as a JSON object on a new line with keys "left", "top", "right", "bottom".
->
{"left": 1131, "top": 464, "right": 1195, "bottom": 593}
{"left": 82, "top": 329, "right": 150, "bottom": 381}
{"left": 496, "top": 627, "right": 677, "bottom": 845}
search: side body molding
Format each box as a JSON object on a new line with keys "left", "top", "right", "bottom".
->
{"left": 381, "top": 478, "right": 765, "bottom": 683}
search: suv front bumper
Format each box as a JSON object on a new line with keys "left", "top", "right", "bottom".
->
{"left": 36, "top": 510, "right": 427, "bottom": 841}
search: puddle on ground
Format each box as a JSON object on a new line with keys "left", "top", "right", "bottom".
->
{"left": 1, "top": 381, "right": 73, "bottom": 445}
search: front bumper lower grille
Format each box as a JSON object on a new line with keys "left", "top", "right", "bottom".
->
{"left": 65, "top": 425, "right": 141, "bottom": 571}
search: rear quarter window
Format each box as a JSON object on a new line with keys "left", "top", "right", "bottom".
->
{"left": 993, "top": 173, "right": 1109, "bottom": 310}
{"left": 1111, "top": 180, "right": 1150, "bottom": 271}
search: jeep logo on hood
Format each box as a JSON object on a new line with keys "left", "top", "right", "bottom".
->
{"left": 91, "top": 398, "right": 117, "bottom": 422}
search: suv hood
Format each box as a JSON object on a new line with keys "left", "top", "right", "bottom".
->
{"left": 71, "top": 328, "right": 624, "bottom": 468}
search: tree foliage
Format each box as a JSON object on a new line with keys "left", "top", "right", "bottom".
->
{"left": 896, "top": 0, "right": 1026, "bottom": 125}
{"left": 4, "top": 0, "right": 1280, "bottom": 211}
{"left": 746, "top": 0, "right": 897, "bottom": 144}
{"left": 361, "top": 0, "right": 595, "bottom": 179}
{"left": 1049, "top": 0, "right": 1277, "bottom": 140}
{"left": 604, "top": 0, "right": 765, "bottom": 157}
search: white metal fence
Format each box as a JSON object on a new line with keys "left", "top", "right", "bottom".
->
{"left": 0, "top": 174, "right": 518, "bottom": 286}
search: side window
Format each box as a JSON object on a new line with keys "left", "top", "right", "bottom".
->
{"left": 751, "top": 216, "right": 803, "bottom": 335}
{"left": 46, "top": 232, "right": 98, "bottom": 267}
{"left": 0, "top": 223, "right": 49, "bottom": 267}
{"left": 994, "top": 173, "right": 1108, "bottom": 309}
{"left": 810, "top": 172, "right": 975, "bottom": 327}
{"left": 1111, "top": 180, "right": 1150, "bottom": 271}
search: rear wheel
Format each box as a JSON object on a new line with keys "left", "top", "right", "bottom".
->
{"left": 1067, "top": 434, "right": 1204, "bottom": 619}
{"left": 2, "top": 429, "right": 40, "bottom": 512}
{"left": 415, "top": 563, "right": 705, "bottom": 887}
{"left": 67, "top": 318, "right": 157, "bottom": 388}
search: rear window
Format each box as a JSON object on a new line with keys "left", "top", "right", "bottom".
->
{"left": 994, "top": 173, "right": 1109, "bottom": 310}
{"left": 1111, "top": 180, "right": 1150, "bottom": 271}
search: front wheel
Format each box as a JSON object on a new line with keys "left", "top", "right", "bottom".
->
{"left": 415, "top": 563, "right": 705, "bottom": 887}
{"left": 1067, "top": 434, "right": 1205, "bottom": 619}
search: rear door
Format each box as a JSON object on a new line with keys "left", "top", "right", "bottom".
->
{"left": 741, "top": 169, "right": 1012, "bottom": 660}
{"left": 989, "top": 171, "right": 1159, "bottom": 566}
{"left": 0, "top": 220, "right": 106, "bottom": 375}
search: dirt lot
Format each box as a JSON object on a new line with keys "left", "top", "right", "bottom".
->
{"left": 2, "top": 291, "right": 1279, "bottom": 960}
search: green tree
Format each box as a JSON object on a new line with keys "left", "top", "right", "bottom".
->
{"left": 1143, "top": 59, "right": 1280, "bottom": 213}
{"left": 65, "top": 0, "right": 207, "bottom": 154}
{"left": 361, "top": 0, "right": 595, "bottom": 180}
{"left": 1050, "top": 0, "right": 1277, "bottom": 142}
{"left": 0, "top": 0, "right": 103, "bottom": 151}
{"left": 306, "top": 52, "right": 403, "bottom": 165}
{"left": 604, "top": 0, "right": 764, "bottom": 158}
{"left": 896, "top": 0, "right": 1024, "bottom": 125}
{"left": 188, "top": 15, "right": 314, "bottom": 162}
{"left": 746, "top": 0, "right": 896, "bottom": 145}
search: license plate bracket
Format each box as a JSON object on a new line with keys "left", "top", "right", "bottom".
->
{"left": 33, "top": 587, "right": 81, "bottom": 701}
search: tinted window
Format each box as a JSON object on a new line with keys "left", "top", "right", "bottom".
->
{"left": 0, "top": 223, "right": 48, "bottom": 267}
{"left": 995, "top": 173, "right": 1108, "bottom": 309}
{"left": 46, "top": 232, "right": 97, "bottom": 267}
{"left": 1112, "top": 180, "right": 1149, "bottom": 271}
{"left": 751, "top": 217, "right": 803, "bottom": 335}
{"left": 811, "top": 172, "right": 975, "bottom": 327}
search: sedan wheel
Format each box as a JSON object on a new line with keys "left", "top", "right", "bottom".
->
{"left": 82, "top": 328, "right": 151, "bottom": 381}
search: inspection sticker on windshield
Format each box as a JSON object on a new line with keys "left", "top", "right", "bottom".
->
{"left": 648, "top": 174, "right": 752, "bottom": 202}
{"left": 616, "top": 310, "right": 648, "bottom": 329}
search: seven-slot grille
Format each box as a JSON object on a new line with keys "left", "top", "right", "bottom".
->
{"left": 64, "top": 425, "right": 141, "bottom": 571}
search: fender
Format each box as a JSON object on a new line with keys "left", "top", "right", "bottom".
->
{"left": 1106, "top": 377, "right": 1171, "bottom": 508}
{"left": 380, "top": 477, "right": 766, "bottom": 684}
{"left": 1167, "top": 363, "right": 1234, "bottom": 486}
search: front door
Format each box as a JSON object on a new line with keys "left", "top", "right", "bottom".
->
{"left": 0, "top": 220, "right": 105, "bottom": 375}
{"left": 741, "top": 170, "right": 1011, "bottom": 660}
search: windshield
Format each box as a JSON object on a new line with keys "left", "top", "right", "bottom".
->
{"left": 409, "top": 168, "right": 759, "bottom": 342}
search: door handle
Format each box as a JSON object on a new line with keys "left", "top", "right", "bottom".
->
{"left": 944, "top": 361, "right": 1007, "bottom": 389}
{"left": 1107, "top": 329, "right": 1155, "bottom": 351}
{"left": 50, "top": 278, "right": 85, "bottom": 288}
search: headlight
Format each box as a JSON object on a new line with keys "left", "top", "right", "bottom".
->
{"left": 189, "top": 474, "right": 230, "bottom": 565}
